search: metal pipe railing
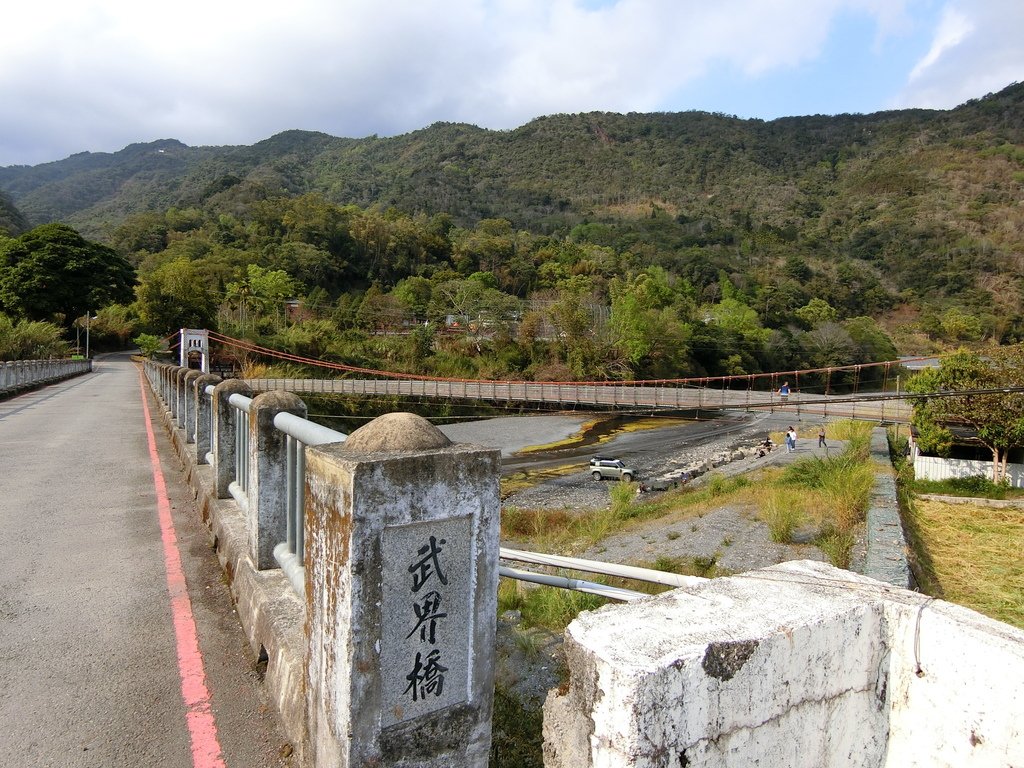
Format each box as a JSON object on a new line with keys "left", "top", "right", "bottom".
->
{"left": 228, "top": 392, "right": 252, "bottom": 512}
{"left": 498, "top": 566, "right": 647, "bottom": 602}
{"left": 500, "top": 547, "right": 705, "bottom": 588}
{"left": 271, "top": 411, "right": 346, "bottom": 596}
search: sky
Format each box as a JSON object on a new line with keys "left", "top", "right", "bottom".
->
{"left": 1, "top": 0, "right": 1022, "bottom": 168}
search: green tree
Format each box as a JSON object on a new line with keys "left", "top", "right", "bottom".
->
{"left": 135, "top": 258, "right": 219, "bottom": 334}
{"left": 0, "top": 224, "right": 135, "bottom": 324}
{"left": 132, "top": 333, "right": 164, "bottom": 358}
{"left": 907, "top": 346, "right": 1024, "bottom": 482}
{"left": 795, "top": 298, "right": 838, "bottom": 328}
{"left": 225, "top": 264, "right": 296, "bottom": 332}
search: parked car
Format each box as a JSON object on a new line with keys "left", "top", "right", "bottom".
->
{"left": 589, "top": 456, "right": 636, "bottom": 482}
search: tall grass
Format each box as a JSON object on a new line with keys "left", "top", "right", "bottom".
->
{"left": 501, "top": 474, "right": 752, "bottom": 555}
{"left": 902, "top": 499, "right": 1024, "bottom": 629}
{"left": 753, "top": 422, "right": 876, "bottom": 566}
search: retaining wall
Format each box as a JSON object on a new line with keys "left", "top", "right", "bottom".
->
{"left": 863, "top": 428, "right": 912, "bottom": 588}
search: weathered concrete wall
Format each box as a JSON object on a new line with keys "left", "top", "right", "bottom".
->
{"left": 0, "top": 358, "right": 92, "bottom": 396}
{"left": 544, "top": 560, "right": 1024, "bottom": 768}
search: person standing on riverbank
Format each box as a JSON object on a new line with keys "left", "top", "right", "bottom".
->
{"left": 785, "top": 426, "right": 796, "bottom": 452}
{"left": 818, "top": 426, "right": 827, "bottom": 449}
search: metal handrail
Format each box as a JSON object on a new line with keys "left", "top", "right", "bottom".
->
{"left": 498, "top": 566, "right": 647, "bottom": 602}
{"left": 272, "top": 412, "right": 346, "bottom": 595}
{"left": 500, "top": 547, "right": 705, "bottom": 588}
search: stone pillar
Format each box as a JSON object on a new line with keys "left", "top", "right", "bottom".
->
{"left": 212, "top": 379, "right": 253, "bottom": 499}
{"left": 248, "top": 391, "right": 307, "bottom": 570}
{"left": 175, "top": 367, "right": 189, "bottom": 426}
{"left": 182, "top": 370, "right": 202, "bottom": 444}
{"left": 193, "top": 374, "right": 222, "bottom": 464}
{"left": 304, "top": 412, "right": 501, "bottom": 768}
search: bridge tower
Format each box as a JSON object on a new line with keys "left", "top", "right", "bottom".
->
{"left": 179, "top": 328, "right": 210, "bottom": 373}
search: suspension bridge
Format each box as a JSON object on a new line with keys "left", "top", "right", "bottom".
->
{"left": 171, "top": 330, "right": 930, "bottom": 424}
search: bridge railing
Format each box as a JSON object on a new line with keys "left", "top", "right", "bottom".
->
{"left": 144, "top": 360, "right": 684, "bottom": 603}
{"left": 145, "top": 361, "right": 347, "bottom": 598}
{"left": 1, "top": 358, "right": 92, "bottom": 396}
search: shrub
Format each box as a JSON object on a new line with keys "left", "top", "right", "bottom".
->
{"left": 0, "top": 314, "right": 70, "bottom": 360}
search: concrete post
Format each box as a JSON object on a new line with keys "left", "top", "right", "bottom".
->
{"left": 162, "top": 364, "right": 173, "bottom": 406}
{"left": 248, "top": 391, "right": 306, "bottom": 570}
{"left": 182, "top": 370, "right": 202, "bottom": 444}
{"left": 212, "top": 379, "right": 253, "bottom": 499}
{"left": 175, "top": 367, "right": 189, "bottom": 426}
{"left": 303, "top": 412, "right": 501, "bottom": 768}
{"left": 193, "top": 374, "right": 222, "bottom": 464}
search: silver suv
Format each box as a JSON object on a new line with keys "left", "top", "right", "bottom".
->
{"left": 589, "top": 456, "right": 636, "bottom": 482}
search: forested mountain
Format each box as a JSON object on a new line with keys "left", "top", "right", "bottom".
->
{"left": 0, "top": 191, "right": 28, "bottom": 236}
{"left": 1, "top": 81, "right": 1022, "bottom": 378}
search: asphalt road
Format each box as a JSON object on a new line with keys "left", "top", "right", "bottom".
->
{"left": 0, "top": 354, "right": 289, "bottom": 768}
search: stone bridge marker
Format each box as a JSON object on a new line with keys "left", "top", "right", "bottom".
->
{"left": 303, "top": 413, "right": 500, "bottom": 767}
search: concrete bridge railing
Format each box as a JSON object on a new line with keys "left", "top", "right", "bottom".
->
{"left": 145, "top": 361, "right": 501, "bottom": 766}
{"left": 0, "top": 358, "right": 91, "bottom": 396}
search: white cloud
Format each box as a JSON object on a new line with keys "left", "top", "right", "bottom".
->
{"left": 896, "top": 1, "right": 1024, "bottom": 109}
{"left": 908, "top": 6, "right": 974, "bottom": 82}
{"left": 1, "top": 0, "right": 1019, "bottom": 166}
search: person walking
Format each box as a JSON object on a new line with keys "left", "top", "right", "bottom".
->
{"left": 818, "top": 426, "right": 827, "bottom": 449}
{"left": 785, "top": 426, "right": 795, "bottom": 453}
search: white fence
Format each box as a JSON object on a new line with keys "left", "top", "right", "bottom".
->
{"left": 913, "top": 454, "right": 1024, "bottom": 488}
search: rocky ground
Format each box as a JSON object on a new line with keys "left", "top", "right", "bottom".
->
{"left": 452, "top": 411, "right": 846, "bottom": 716}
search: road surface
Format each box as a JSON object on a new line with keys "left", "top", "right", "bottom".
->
{"left": 0, "top": 354, "right": 290, "bottom": 767}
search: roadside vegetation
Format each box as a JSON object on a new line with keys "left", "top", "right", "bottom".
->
{"left": 892, "top": 436, "right": 1024, "bottom": 630}
{"left": 500, "top": 421, "right": 877, "bottom": 612}
{"left": 902, "top": 498, "right": 1024, "bottom": 630}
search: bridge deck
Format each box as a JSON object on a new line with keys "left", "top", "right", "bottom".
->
{"left": 0, "top": 354, "right": 286, "bottom": 766}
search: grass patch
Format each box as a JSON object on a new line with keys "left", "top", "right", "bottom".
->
{"left": 751, "top": 423, "right": 876, "bottom": 566}
{"left": 902, "top": 499, "right": 1024, "bottom": 629}
{"left": 756, "top": 486, "right": 808, "bottom": 543}
{"left": 500, "top": 464, "right": 581, "bottom": 498}
{"left": 910, "top": 475, "right": 1024, "bottom": 500}
{"left": 501, "top": 474, "right": 753, "bottom": 555}
{"left": 497, "top": 578, "right": 606, "bottom": 631}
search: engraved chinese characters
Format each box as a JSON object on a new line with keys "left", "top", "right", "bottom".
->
{"left": 382, "top": 518, "right": 473, "bottom": 725}
{"left": 404, "top": 536, "right": 449, "bottom": 701}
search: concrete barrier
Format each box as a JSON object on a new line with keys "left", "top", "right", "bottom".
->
{"left": 144, "top": 362, "right": 502, "bottom": 766}
{"left": 543, "top": 560, "right": 1024, "bottom": 767}
{"left": 864, "top": 428, "right": 912, "bottom": 588}
{"left": 0, "top": 358, "right": 92, "bottom": 396}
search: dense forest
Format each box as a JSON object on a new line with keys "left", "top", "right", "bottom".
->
{"left": 1, "top": 81, "right": 1022, "bottom": 380}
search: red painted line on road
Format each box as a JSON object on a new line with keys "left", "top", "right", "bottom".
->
{"left": 137, "top": 369, "right": 226, "bottom": 768}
